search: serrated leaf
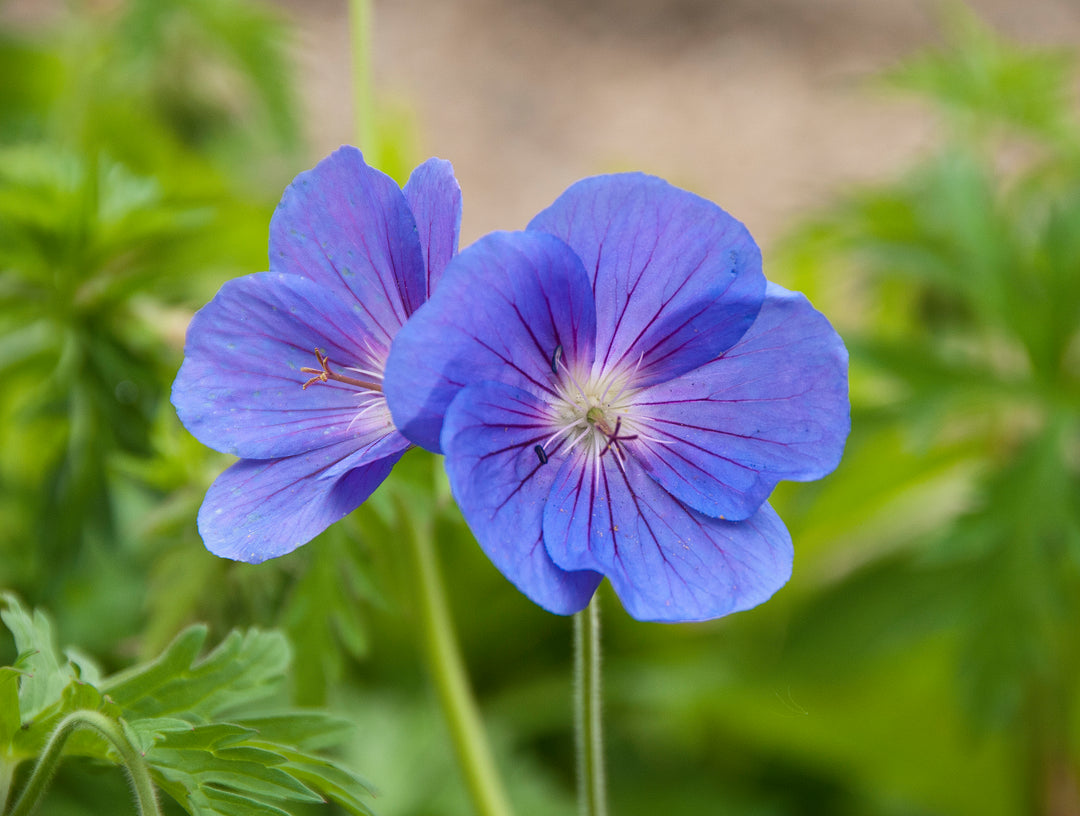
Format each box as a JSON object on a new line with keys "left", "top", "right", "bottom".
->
{"left": 196, "top": 787, "right": 293, "bottom": 816}
{"left": 152, "top": 747, "right": 323, "bottom": 803}
{"left": 126, "top": 716, "right": 201, "bottom": 741}
{"left": 1, "top": 606, "right": 376, "bottom": 816}
{"left": 106, "top": 628, "right": 289, "bottom": 722}
{"left": 64, "top": 646, "right": 104, "bottom": 686}
{"left": 274, "top": 749, "right": 376, "bottom": 816}
{"left": 0, "top": 592, "right": 74, "bottom": 720}
{"left": 213, "top": 746, "right": 289, "bottom": 766}
{"left": 120, "top": 716, "right": 160, "bottom": 757}
{"left": 238, "top": 712, "right": 352, "bottom": 752}
{"left": 156, "top": 723, "right": 256, "bottom": 751}
{"left": 100, "top": 625, "right": 208, "bottom": 709}
{"left": 7, "top": 677, "right": 125, "bottom": 761}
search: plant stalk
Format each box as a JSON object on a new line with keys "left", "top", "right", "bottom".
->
{"left": 574, "top": 598, "right": 607, "bottom": 816}
{"left": 7, "top": 710, "right": 160, "bottom": 816}
{"left": 400, "top": 500, "right": 514, "bottom": 816}
{"left": 348, "top": 0, "right": 379, "bottom": 166}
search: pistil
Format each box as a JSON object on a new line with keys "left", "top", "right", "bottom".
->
{"left": 301, "top": 348, "right": 383, "bottom": 391}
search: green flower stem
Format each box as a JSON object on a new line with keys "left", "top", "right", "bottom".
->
{"left": 348, "top": 0, "right": 379, "bottom": 167}
{"left": 7, "top": 710, "right": 160, "bottom": 816}
{"left": 399, "top": 499, "right": 514, "bottom": 816}
{"left": 574, "top": 599, "right": 607, "bottom": 816}
{"left": 0, "top": 760, "right": 16, "bottom": 813}
{"left": 347, "top": 3, "right": 508, "bottom": 811}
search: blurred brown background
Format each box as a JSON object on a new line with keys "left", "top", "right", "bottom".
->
{"left": 275, "top": 0, "right": 1080, "bottom": 245}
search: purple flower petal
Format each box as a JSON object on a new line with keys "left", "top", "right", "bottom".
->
{"left": 528, "top": 173, "right": 765, "bottom": 387}
{"left": 403, "top": 157, "right": 462, "bottom": 298}
{"left": 631, "top": 283, "right": 850, "bottom": 520}
{"left": 385, "top": 231, "right": 597, "bottom": 453}
{"left": 269, "top": 146, "right": 427, "bottom": 340}
{"left": 198, "top": 442, "right": 404, "bottom": 563}
{"left": 542, "top": 451, "right": 792, "bottom": 622}
{"left": 172, "top": 271, "right": 401, "bottom": 461}
{"left": 442, "top": 381, "right": 602, "bottom": 614}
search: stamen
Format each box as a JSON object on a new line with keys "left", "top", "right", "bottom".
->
{"left": 556, "top": 351, "right": 589, "bottom": 403}
{"left": 534, "top": 444, "right": 549, "bottom": 465}
{"left": 551, "top": 344, "right": 563, "bottom": 375}
{"left": 541, "top": 420, "right": 582, "bottom": 453}
{"left": 344, "top": 363, "right": 384, "bottom": 380}
{"left": 591, "top": 434, "right": 603, "bottom": 493}
{"left": 601, "top": 351, "right": 645, "bottom": 405}
{"left": 565, "top": 425, "right": 592, "bottom": 452}
{"left": 300, "top": 348, "right": 382, "bottom": 392}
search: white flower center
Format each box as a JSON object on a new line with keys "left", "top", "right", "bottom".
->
{"left": 541, "top": 358, "right": 644, "bottom": 464}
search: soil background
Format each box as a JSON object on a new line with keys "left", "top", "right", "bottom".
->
{"left": 278, "top": 0, "right": 1080, "bottom": 248}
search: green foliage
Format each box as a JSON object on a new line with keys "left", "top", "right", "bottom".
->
{"left": 0, "top": 593, "right": 374, "bottom": 816}
{"left": 0, "top": 0, "right": 313, "bottom": 665}
{"left": 2, "top": 2, "right": 1079, "bottom": 815}
{"left": 882, "top": 4, "right": 1077, "bottom": 147}
{"left": 755, "top": 8, "right": 1080, "bottom": 814}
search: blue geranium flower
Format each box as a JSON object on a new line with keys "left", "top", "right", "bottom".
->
{"left": 385, "top": 173, "right": 849, "bottom": 622}
{"left": 172, "top": 146, "right": 461, "bottom": 562}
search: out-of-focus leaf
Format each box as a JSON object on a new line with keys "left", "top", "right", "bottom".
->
{"left": 101, "top": 625, "right": 208, "bottom": 709}
{"left": 103, "top": 627, "right": 288, "bottom": 720}
{"left": 281, "top": 526, "right": 380, "bottom": 705}
{"left": 884, "top": 4, "right": 1078, "bottom": 144}
{"left": 0, "top": 35, "right": 63, "bottom": 138}
{"left": 238, "top": 713, "right": 352, "bottom": 753}
{"left": 766, "top": 10, "right": 1080, "bottom": 813}
{"left": 113, "top": 0, "right": 300, "bottom": 156}
{"left": 0, "top": 666, "right": 22, "bottom": 746}
{"left": 0, "top": 592, "right": 74, "bottom": 720}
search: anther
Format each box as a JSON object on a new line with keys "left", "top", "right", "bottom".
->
{"left": 534, "top": 444, "right": 549, "bottom": 465}
{"left": 551, "top": 344, "right": 563, "bottom": 375}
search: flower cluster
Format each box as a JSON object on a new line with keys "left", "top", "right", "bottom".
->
{"left": 174, "top": 150, "right": 849, "bottom": 622}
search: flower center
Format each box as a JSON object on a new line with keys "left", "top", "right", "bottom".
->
{"left": 537, "top": 355, "right": 642, "bottom": 466}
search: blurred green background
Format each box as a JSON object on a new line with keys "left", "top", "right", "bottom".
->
{"left": 0, "top": 0, "right": 1078, "bottom": 814}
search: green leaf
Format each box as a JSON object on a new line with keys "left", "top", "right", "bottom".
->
{"left": 106, "top": 628, "right": 290, "bottom": 721}
{"left": 63, "top": 646, "right": 103, "bottom": 687}
{"left": 97, "top": 624, "right": 375, "bottom": 814}
{"left": 152, "top": 722, "right": 256, "bottom": 751}
{"left": 0, "top": 666, "right": 22, "bottom": 746}
{"left": 0, "top": 592, "right": 74, "bottom": 720}
{"left": 195, "top": 787, "right": 293, "bottom": 816}
{"left": 152, "top": 743, "right": 323, "bottom": 803}
{"left": 251, "top": 711, "right": 350, "bottom": 744}
{"left": 281, "top": 527, "right": 379, "bottom": 704}
{"left": 0, "top": 607, "right": 377, "bottom": 814}
{"left": 100, "top": 625, "right": 209, "bottom": 710}
{"left": 884, "top": 4, "right": 1078, "bottom": 142}
{"left": 272, "top": 749, "right": 376, "bottom": 816}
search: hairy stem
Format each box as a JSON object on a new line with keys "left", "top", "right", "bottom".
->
{"left": 7, "top": 710, "right": 160, "bottom": 816}
{"left": 575, "top": 599, "right": 607, "bottom": 816}
{"left": 399, "top": 498, "right": 514, "bottom": 816}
